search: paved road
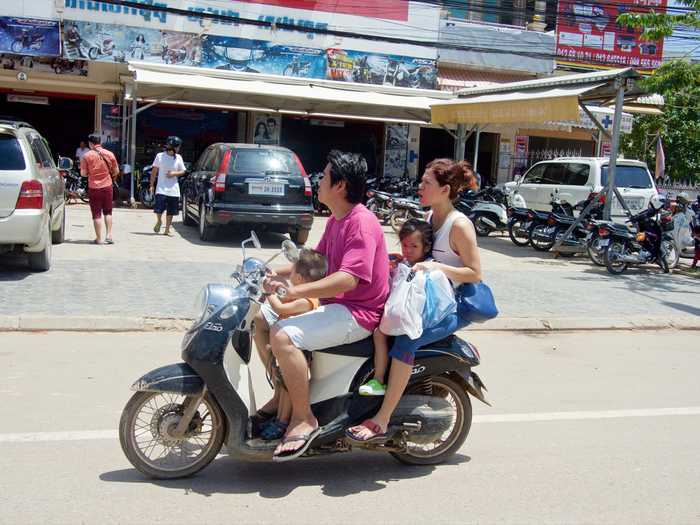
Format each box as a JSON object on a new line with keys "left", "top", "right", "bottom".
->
{"left": 0, "top": 204, "right": 698, "bottom": 320}
{"left": 1, "top": 330, "right": 699, "bottom": 524}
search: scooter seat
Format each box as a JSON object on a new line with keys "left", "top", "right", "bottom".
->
{"left": 316, "top": 334, "right": 457, "bottom": 358}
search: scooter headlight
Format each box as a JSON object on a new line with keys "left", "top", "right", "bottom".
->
{"left": 192, "top": 286, "right": 211, "bottom": 326}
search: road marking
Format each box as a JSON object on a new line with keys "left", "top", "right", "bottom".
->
{"left": 1, "top": 407, "right": 699, "bottom": 443}
{"left": 473, "top": 407, "right": 700, "bottom": 423}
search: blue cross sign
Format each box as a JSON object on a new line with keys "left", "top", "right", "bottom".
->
{"left": 601, "top": 115, "right": 613, "bottom": 128}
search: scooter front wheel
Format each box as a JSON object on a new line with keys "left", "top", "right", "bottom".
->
{"left": 119, "top": 391, "right": 225, "bottom": 479}
{"left": 508, "top": 220, "right": 530, "bottom": 247}
{"left": 391, "top": 376, "right": 472, "bottom": 466}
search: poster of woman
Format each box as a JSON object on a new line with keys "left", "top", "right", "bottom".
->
{"left": 253, "top": 114, "right": 280, "bottom": 145}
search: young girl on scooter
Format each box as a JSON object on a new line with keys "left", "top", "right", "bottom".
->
{"left": 358, "top": 219, "right": 433, "bottom": 396}
{"left": 253, "top": 248, "right": 328, "bottom": 439}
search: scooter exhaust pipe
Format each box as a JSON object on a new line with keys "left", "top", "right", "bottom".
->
{"left": 481, "top": 217, "right": 498, "bottom": 229}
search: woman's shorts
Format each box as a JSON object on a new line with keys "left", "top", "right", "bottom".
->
{"left": 154, "top": 194, "right": 179, "bottom": 216}
{"left": 88, "top": 186, "right": 113, "bottom": 219}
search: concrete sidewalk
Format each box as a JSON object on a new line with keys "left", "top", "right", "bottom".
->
{"left": 1, "top": 205, "right": 698, "bottom": 328}
{"left": 1, "top": 313, "right": 698, "bottom": 332}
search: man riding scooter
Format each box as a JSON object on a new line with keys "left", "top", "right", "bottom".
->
{"left": 262, "top": 150, "right": 390, "bottom": 461}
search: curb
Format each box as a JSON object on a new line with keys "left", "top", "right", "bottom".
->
{"left": 1, "top": 315, "right": 698, "bottom": 333}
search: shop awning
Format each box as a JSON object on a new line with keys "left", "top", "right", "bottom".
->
{"left": 431, "top": 84, "right": 604, "bottom": 125}
{"left": 430, "top": 68, "right": 645, "bottom": 125}
{"left": 125, "top": 62, "right": 453, "bottom": 125}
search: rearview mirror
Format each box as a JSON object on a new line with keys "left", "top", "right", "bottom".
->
{"left": 282, "top": 239, "right": 299, "bottom": 262}
{"left": 250, "top": 231, "right": 261, "bottom": 250}
{"left": 58, "top": 157, "right": 73, "bottom": 171}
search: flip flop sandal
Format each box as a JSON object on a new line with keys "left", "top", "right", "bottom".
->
{"left": 105, "top": 238, "right": 114, "bottom": 244}
{"left": 272, "top": 426, "right": 322, "bottom": 462}
{"left": 345, "top": 419, "right": 388, "bottom": 444}
{"left": 260, "top": 419, "right": 289, "bottom": 441}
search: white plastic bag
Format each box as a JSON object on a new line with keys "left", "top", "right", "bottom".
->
{"left": 379, "top": 263, "right": 426, "bottom": 339}
{"left": 422, "top": 270, "right": 457, "bottom": 329}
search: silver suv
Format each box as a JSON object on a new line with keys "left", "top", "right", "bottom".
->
{"left": 0, "top": 120, "right": 70, "bottom": 271}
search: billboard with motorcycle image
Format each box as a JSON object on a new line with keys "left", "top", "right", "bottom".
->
{"left": 0, "top": 16, "right": 60, "bottom": 57}
{"left": 61, "top": 20, "right": 201, "bottom": 65}
{"left": 326, "top": 48, "right": 436, "bottom": 89}
{"left": 200, "top": 35, "right": 326, "bottom": 78}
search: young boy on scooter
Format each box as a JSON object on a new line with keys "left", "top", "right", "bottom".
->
{"left": 358, "top": 219, "right": 434, "bottom": 396}
{"left": 252, "top": 248, "right": 328, "bottom": 439}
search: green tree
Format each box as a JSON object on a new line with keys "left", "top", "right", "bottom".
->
{"left": 617, "top": 1, "right": 699, "bottom": 39}
{"left": 620, "top": 60, "right": 700, "bottom": 182}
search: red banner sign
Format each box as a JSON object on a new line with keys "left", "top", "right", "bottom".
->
{"left": 239, "top": 0, "right": 409, "bottom": 22}
{"left": 556, "top": 0, "right": 667, "bottom": 70}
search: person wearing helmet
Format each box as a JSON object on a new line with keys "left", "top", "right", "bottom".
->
{"left": 149, "top": 136, "right": 186, "bottom": 236}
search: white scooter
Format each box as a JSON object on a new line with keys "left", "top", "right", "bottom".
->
{"left": 119, "top": 232, "right": 489, "bottom": 479}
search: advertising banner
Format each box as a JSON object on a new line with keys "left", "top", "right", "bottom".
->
{"left": 253, "top": 113, "right": 281, "bottom": 145}
{"left": 384, "top": 124, "right": 409, "bottom": 179}
{"left": 556, "top": 1, "right": 667, "bottom": 70}
{"left": 327, "top": 49, "right": 437, "bottom": 89}
{"left": 62, "top": 20, "right": 201, "bottom": 65}
{"left": 1, "top": 54, "right": 87, "bottom": 76}
{"left": 100, "top": 104, "right": 123, "bottom": 158}
{"left": 201, "top": 35, "right": 326, "bottom": 77}
{"left": 0, "top": 16, "right": 60, "bottom": 57}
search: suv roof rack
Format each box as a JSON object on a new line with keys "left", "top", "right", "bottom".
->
{"left": 0, "top": 117, "right": 35, "bottom": 129}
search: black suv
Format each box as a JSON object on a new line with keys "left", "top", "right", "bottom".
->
{"left": 182, "top": 144, "right": 314, "bottom": 244}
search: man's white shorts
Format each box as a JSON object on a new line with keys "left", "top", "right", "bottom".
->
{"left": 276, "top": 303, "right": 371, "bottom": 351}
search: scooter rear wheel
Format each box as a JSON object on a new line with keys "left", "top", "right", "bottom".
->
{"left": 508, "top": 220, "right": 530, "bottom": 247}
{"left": 119, "top": 391, "right": 225, "bottom": 479}
{"left": 605, "top": 241, "right": 628, "bottom": 275}
{"left": 473, "top": 215, "right": 492, "bottom": 237}
{"left": 391, "top": 376, "right": 472, "bottom": 466}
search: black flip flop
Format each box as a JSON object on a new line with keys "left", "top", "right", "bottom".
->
{"left": 272, "top": 427, "right": 322, "bottom": 462}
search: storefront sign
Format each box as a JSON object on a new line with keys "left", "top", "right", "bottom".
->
{"left": 201, "top": 36, "right": 325, "bottom": 77}
{"left": 556, "top": 0, "right": 667, "bottom": 70}
{"left": 7, "top": 94, "right": 49, "bottom": 105}
{"left": 0, "top": 53, "right": 87, "bottom": 76}
{"left": 61, "top": 0, "right": 440, "bottom": 53}
{"left": 310, "top": 119, "right": 344, "bottom": 127}
{"left": 0, "top": 16, "right": 61, "bottom": 57}
{"left": 253, "top": 113, "right": 280, "bottom": 145}
{"left": 327, "top": 49, "right": 436, "bottom": 89}
{"left": 100, "top": 103, "right": 123, "bottom": 157}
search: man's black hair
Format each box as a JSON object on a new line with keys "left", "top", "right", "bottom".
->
{"left": 88, "top": 134, "right": 101, "bottom": 145}
{"left": 327, "top": 149, "right": 367, "bottom": 204}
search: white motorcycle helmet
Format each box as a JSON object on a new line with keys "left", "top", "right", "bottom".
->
{"left": 648, "top": 194, "right": 663, "bottom": 210}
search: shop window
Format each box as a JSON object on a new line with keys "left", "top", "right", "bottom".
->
{"left": 563, "top": 163, "right": 590, "bottom": 186}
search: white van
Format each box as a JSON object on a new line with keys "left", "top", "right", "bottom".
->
{"left": 505, "top": 157, "right": 658, "bottom": 219}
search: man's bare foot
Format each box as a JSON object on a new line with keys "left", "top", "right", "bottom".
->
{"left": 274, "top": 417, "right": 318, "bottom": 456}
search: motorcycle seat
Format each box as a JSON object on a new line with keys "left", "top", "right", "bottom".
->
{"left": 316, "top": 334, "right": 456, "bottom": 358}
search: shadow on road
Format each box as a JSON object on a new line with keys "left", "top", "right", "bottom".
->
{"left": 171, "top": 222, "right": 288, "bottom": 249}
{"left": 100, "top": 452, "right": 470, "bottom": 498}
{"left": 0, "top": 254, "right": 31, "bottom": 279}
{"left": 478, "top": 235, "right": 552, "bottom": 260}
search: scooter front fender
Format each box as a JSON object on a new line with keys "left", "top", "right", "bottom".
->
{"left": 130, "top": 362, "right": 204, "bottom": 395}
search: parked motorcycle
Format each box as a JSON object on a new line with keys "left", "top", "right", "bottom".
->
{"left": 670, "top": 194, "right": 698, "bottom": 260}
{"left": 466, "top": 187, "right": 522, "bottom": 237}
{"left": 138, "top": 165, "right": 155, "bottom": 209}
{"left": 527, "top": 195, "right": 577, "bottom": 252}
{"left": 389, "top": 197, "right": 428, "bottom": 233}
{"left": 119, "top": 233, "right": 489, "bottom": 478}
{"left": 601, "top": 204, "right": 678, "bottom": 275}
{"left": 63, "top": 168, "right": 89, "bottom": 203}
{"left": 366, "top": 179, "right": 416, "bottom": 225}
{"left": 309, "top": 172, "right": 327, "bottom": 214}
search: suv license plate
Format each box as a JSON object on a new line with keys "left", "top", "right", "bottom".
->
{"left": 613, "top": 197, "right": 644, "bottom": 211}
{"left": 249, "top": 182, "right": 284, "bottom": 196}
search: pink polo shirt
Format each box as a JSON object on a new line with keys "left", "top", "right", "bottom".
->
{"left": 316, "top": 204, "right": 390, "bottom": 332}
